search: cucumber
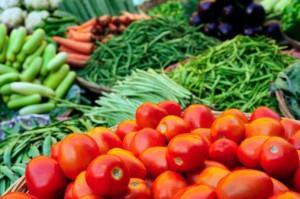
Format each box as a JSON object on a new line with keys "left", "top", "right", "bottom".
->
{"left": 43, "top": 64, "right": 70, "bottom": 89}
{"left": 23, "top": 41, "right": 47, "bottom": 69}
{"left": 19, "top": 102, "right": 56, "bottom": 115}
{"left": 0, "top": 73, "right": 19, "bottom": 87}
{"left": 8, "top": 94, "right": 42, "bottom": 109}
{"left": 6, "top": 29, "right": 19, "bottom": 61}
{"left": 41, "top": 44, "right": 56, "bottom": 76}
{"left": 10, "top": 82, "right": 55, "bottom": 97}
{"left": 0, "top": 36, "right": 8, "bottom": 63}
{"left": 0, "top": 64, "right": 17, "bottom": 74}
{"left": 0, "top": 24, "right": 7, "bottom": 51}
{"left": 55, "top": 71, "right": 76, "bottom": 98}
{"left": 11, "top": 27, "right": 27, "bottom": 55}
{"left": 21, "top": 57, "right": 43, "bottom": 82}
{"left": 22, "top": 29, "right": 45, "bottom": 54}
{"left": 0, "top": 84, "right": 13, "bottom": 95}
{"left": 46, "top": 52, "right": 67, "bottom": 72}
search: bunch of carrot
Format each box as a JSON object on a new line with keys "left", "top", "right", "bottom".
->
{"left": 53, "top": 12, "right": 150, "bottom": 68}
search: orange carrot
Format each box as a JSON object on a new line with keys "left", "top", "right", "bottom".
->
{"left": 67, "top": 53, "right": 90, "bottom": 61}
{"left": 59, "top": 45, "right": 84, "bottom": 54}
{"left": 69, "top": 30, "right": 93, "bottom": 42}
{"left": 77, "top": 25, "right": 94, "bottom": 33}
{"left": 77, "top": 18, "right": 97, "bottom": 30}
{"left": 53, "top": 36, "right": 94, "bottom": 54}
{"left": 67, "top": 57, "right": 88, "bottom": 68}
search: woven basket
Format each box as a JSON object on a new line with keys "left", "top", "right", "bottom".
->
{"left": 275, "top": 90, "right": 296, "bottom": 119}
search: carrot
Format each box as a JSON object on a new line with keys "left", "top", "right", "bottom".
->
{"left": 59, "top": 45, "right": 84, "bottom": 54}
{"left": 67, "top": 26, "right": 78, "bottom": 31}
{"left": 67, "top": 57, "right": 88, "bottom": 68}
{"left": 77, "top": 18, "right": 97, "bottom": 30}
{"left": 67, "top": 52, "right": 90, "bottom": 61}
{"left": 69, "top": 30, "right": 92, "bottom": 42}
{"left": 77, "top": 25, "right": 94, "bottom": 33}
{"left": 53, "top": 36, "right": 94, "bottom": 54}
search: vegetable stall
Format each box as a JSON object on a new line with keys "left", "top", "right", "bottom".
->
{"left": 2, "top": 0, "right": 300, "bottom": 198}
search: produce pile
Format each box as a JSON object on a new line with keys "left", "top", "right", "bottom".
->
{"left": 79, "top": 17, "right": 219, "bottom": 86}
{"left": 170, "top": 36, "right": 295, "bottom": 112}
{"left": 148, "top": 0, "right": 186, "bottom": 21}
{"left": 3, "top": 102, "right": 300, "bottom": 199}
{"left": 0, "top": 27, "right": 76, "bottom": 115}
{"left": 281, "top": 0, "right": 300, "bottom": 41}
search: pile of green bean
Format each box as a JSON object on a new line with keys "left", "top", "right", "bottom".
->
{"left": 170, "top": 36, "right": 295, "bottom": 112}
{"left": 78, "top": 17, "right": 219, "bottom": 86}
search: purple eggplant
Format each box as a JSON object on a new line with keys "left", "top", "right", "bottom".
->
{"left": 198, "top": 0, "right": 220, "bottom": 22}
{"left": 222, "top": 4, "right": 243, "bottom": 23}
{"left": 204, "top": 22, "right": 218, "bottom": 36}
{"left": 243, "top": 26, "right": 263, "bottom": 36}
{"left": 190, "top": 13, "right": 203, "bottom": 26}
{"left": 264, "top": 21, "right": 282, "bottom": 40}
{"left": 244, "top": 3, "right": 265, "bottom": 26}
{"left": 218, "top": 22, "right": 237, "bottom": 40}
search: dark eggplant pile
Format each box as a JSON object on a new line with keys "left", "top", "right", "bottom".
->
{"left": 190, "top": 0, "right": 282, "bottom": 40}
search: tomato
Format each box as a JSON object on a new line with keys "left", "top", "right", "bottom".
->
{"left": 281, "top": 118, "right": 300, "bottom": 138}
{"left": 50, "top": 141, "right": 61, "bottom": 160}
{"left": 72, "top": 171, "right": 95, "bottom": 199}
{"left": 216, "top": 169, "right": 273, "bottom": 199}
{"left": 173, "top": 184, "right": 217, "bottom": 199}
{"left": 209, "top": 138, "right": 238, "bottom": 168}
{"left": 166, "top": 134, "right": 209, "bottom": 172}
{"left": 135, "top": 102, "right": 168, "bottom": 129}
{"left": 220, "top": 109, "right": 248, "bottom": 123}
{"left": 293, "top": 167, "right": 300, "bottom": 192}
{"left": 64, "top": 182, "right": 74, "bottom": 199}
{"left": 187, "top": 166, "right": 230, "bottom": 188}
{"left": 204, "top": 160, "right": 227, "bottom": 169}
{"left": 246, "top": 118, "right": 285, "bottom": 138}
{"left": 1, "top": 193, "right": 38, "bottom": 199}
{"left": 183, "top": 104, "right": 215, "bottom": 130}
{"left": 269, "top": 192, "right": 300, "bottom": 199}
{"left": 211, "top": 115, "right": 245, "bottom": 143}
{"left": 250, "top": 106, "right": 281, "bottom": 121}
{"left": 191, "top": 128, "right": 212, "bottom": 142}
{"left": 271, "top": 177, "right": 289, "bottom": 195}
{"left": 58, "top": 134, "right": 99, "bottom": 180}
{"left": 25, "top": 156, "right": 67, "bottom": 199}
{"left": 123, "top": 132, "right": 137, "bottom": 150}
{"left": 108, "top": 148, "right": 147, "bottom": 179}
{"left": 116, "top": 120, "right": 139, "bottom": 140}
{"left": 88, "top": 127, "right": 122, "bottom": 154}
{"left": 158, "top": 101, "right": 182, "bottom": 116}
{"left": 139, "top": 146, "right": 168, "bottom": 177}
{"left": 130, "top": 128, "right": 166, "bottom": 156}
{"left": 237, "top": 136, "right": 269, "bottom": 168}
{"left": 152, "top": 171, "right": 187, "bottom": 199}
{"left": 260, "top": 137, "right": 298, "bottom": 179}
{"left": 289, "top": 130, "right": 300, "bottom": 150}
{"left": 86, "top": 154, "right": 129, "bottom": 197}
{"left": 156, "top": 115, "right": 190, "bottom": 140}
{"left": 113, "top": 178, "right": 151, "bottom": 199}
{"left": 80, "top": 195, "right": 103, "bottom": 199}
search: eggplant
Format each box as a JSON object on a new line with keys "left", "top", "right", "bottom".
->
{"left": 222, "top": 4, "right": 243, "bottom": 24}
{"left": 203, "top": 22, "right": 218, "bottom": 36}
{"left": 243, "top": 26, "right": 263, "bottom": 36}
{"left": 190, "top": 13, "right": 203, "bottom": 26}
{"left": 264, "top": 21, "right": 282, "bottom": 40}
{"left": 217, "top": 22, "right": 237, "bottom": 40}
{"left": 198, "top": 0, "right": 220, "bottom": 22}
{"left": 239, "top": 0, "right": 253, "bottom": 5}
{"left": 244, "top": 3, "right": 265, "bottom": 26}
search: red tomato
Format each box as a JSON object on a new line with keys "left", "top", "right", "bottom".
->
{"left": 191, "top": 128, "right": 212, "bottom": 142}
{"left": 211, "top": 115, "right": 245, "bottom": 143}
{"left": 173, "top": 184, "right": 217, "bottom": 199}
{"left": 260, "top": 137, "right": 299, "bottom": 179}
{"left": 293, "top": 167, "right": 300, "bottom": 192}
{"left": 86, "top": 154, "right": 129, "bottom": 197}
{"left": 204, "top": 160, "right": 227, "bottom": 169}
{"left": 88, "top": 127, "right": 122, "bottom": 154}
{"left": 271, "top": 177, "right": 289, "bottom": 195}
{"left": 237, "top": 136, "right": 269, "bottom": 168}
{"left": 290, "top": 130, "right": 300, "bottom": 150}
{"left": 130, "top": 128, "right": 166, "bottom": 156}
{"left": 113, "top": 178, "right": 151, "bottom": 199}
{"left": 50, "top": 141, "right": 61, "bottom": 160}
{"left": 156, "top": 115, "right": 190, "bottom": 140}
{"left": 108, "top": 148, "right": 147, "bottom": 179}
{"left": 250, "top": 106, "right": 281, "bottom": 121}
{"left": 25, "top": 156, "right": 67, "bottom": 199}
{"left": 139, "top": 146, "right": 168, "bottom": 177}
{"left": 220, "top": 109, "right": 248, "bottom": 123}
{"left": 135, "top": 102, "right": 168, "bottom": 129}
{"left": 73, "top": 171, "right": 95, "bottom": 199}
{"left": 246, "top": 118, "right": 285, "bottom": 138}
{"left": 80, "top": 195, "right": 103, "bottom": 199}
{"left": 281, "top": 118, "right": 300, "bottom": 138}
{"left": 158, "top": 101, "right": 182, "bottom": 116}
{"left": 216, "top": 169, "right": 273, "bottom": 199}
{"left": 209, "top": 138, "right": 238, "bottom": 168}
{"left": 58, "top": 134, "right": 99, "bottom": 180}
{"left": 1, "top": 193, "right": 38, "bottom": 199}
{"left": 152, "top": 171, "right": 187, "bottom": 199}
{"left": 166, "top": 134, "right": 209, "bottom": 172}
{"left": 269, "top": 192, "right": 300, "bottom": 199}
{"left": 123, "top": 132, "right": 137, "bottom": 150}
{"left": 183, "top": 104, "right": 215, "bottom": 130}
{"left": 116, "top": 120, "right": 139, "bottom": 140}
{"left": 64, "top": 182, "right": 74, "bottom": 199}
{"left": 187, "top": 166, "right": 230, "bottom": 188}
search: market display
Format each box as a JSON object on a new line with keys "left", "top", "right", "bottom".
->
{"left": 2, "top": 102, "right": 300, "bottom": 198}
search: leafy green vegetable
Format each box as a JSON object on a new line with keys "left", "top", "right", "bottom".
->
{"left": 282, "top": 0, "right": 300, "bottom": 40}
{"left": 170, "top": 36, "right": 295, "bottom": 112}
{"left": 148, "top": 0, "right": 186, "bottom": 21}
{"left": 272, "top": 62, "right": 300, "bottom": 119}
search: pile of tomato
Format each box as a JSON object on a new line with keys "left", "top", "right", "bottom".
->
{"left": 3, "top": 101, "right": 300, "bottom": 199}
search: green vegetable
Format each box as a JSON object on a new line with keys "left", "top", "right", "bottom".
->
{"left": 55, "top": 71, "right": 76, "bottom": 98}
{"left": 7, "top": 94, "right": 41, "bottom": 109}
{"left": 80, "top": 17, "right": 218, "bottom": 86}
{"left": 44, "top": 64, "right": 70, "bottom": 89}
{"left": 10, "top": 82, "right": 55, "bottom": 97}
{"left": 11, "top": 27, "right": 26, "bottom": 55}
{"left": 0, "top": 84, "right": 13, "bottom": 95}
{"left": 148, "top": 0, "right": 186, "bottom": 21}
{"left": 21, "top": 57, "right": 42, "bottom": 82}
{"left": 0, "top": 36, "right": 8, "bottom": 63}
{"left": 46, "top": 52, "right": 67, "bottom": 72}
{"left": 22, "top": 41, "right": 47, "bottom": 69}
{"left": 0, "top": 64, "right": 17, "bottom": 74}
{"left": 21, "top": 29, "right": 45, "bottom": 55}
{"left": 170, "top": 36, "right": 295, "bottom": 112}
{"left": 0, "top": 24, "right": 7, "bottom": 51}
{"left": 0, "top": 73, "right": 19, "bottom": 87}
{"left": 41, "top": 44, "right": 57, "bottom": 76}
{"left": 282, "top": 1, "right": 300, "bottom": 41}
{"left": 19, "top": 102, "right": 55, "bottom": 115}
{"left": 6, "top": 29, "right": 19, "bottom": 62}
